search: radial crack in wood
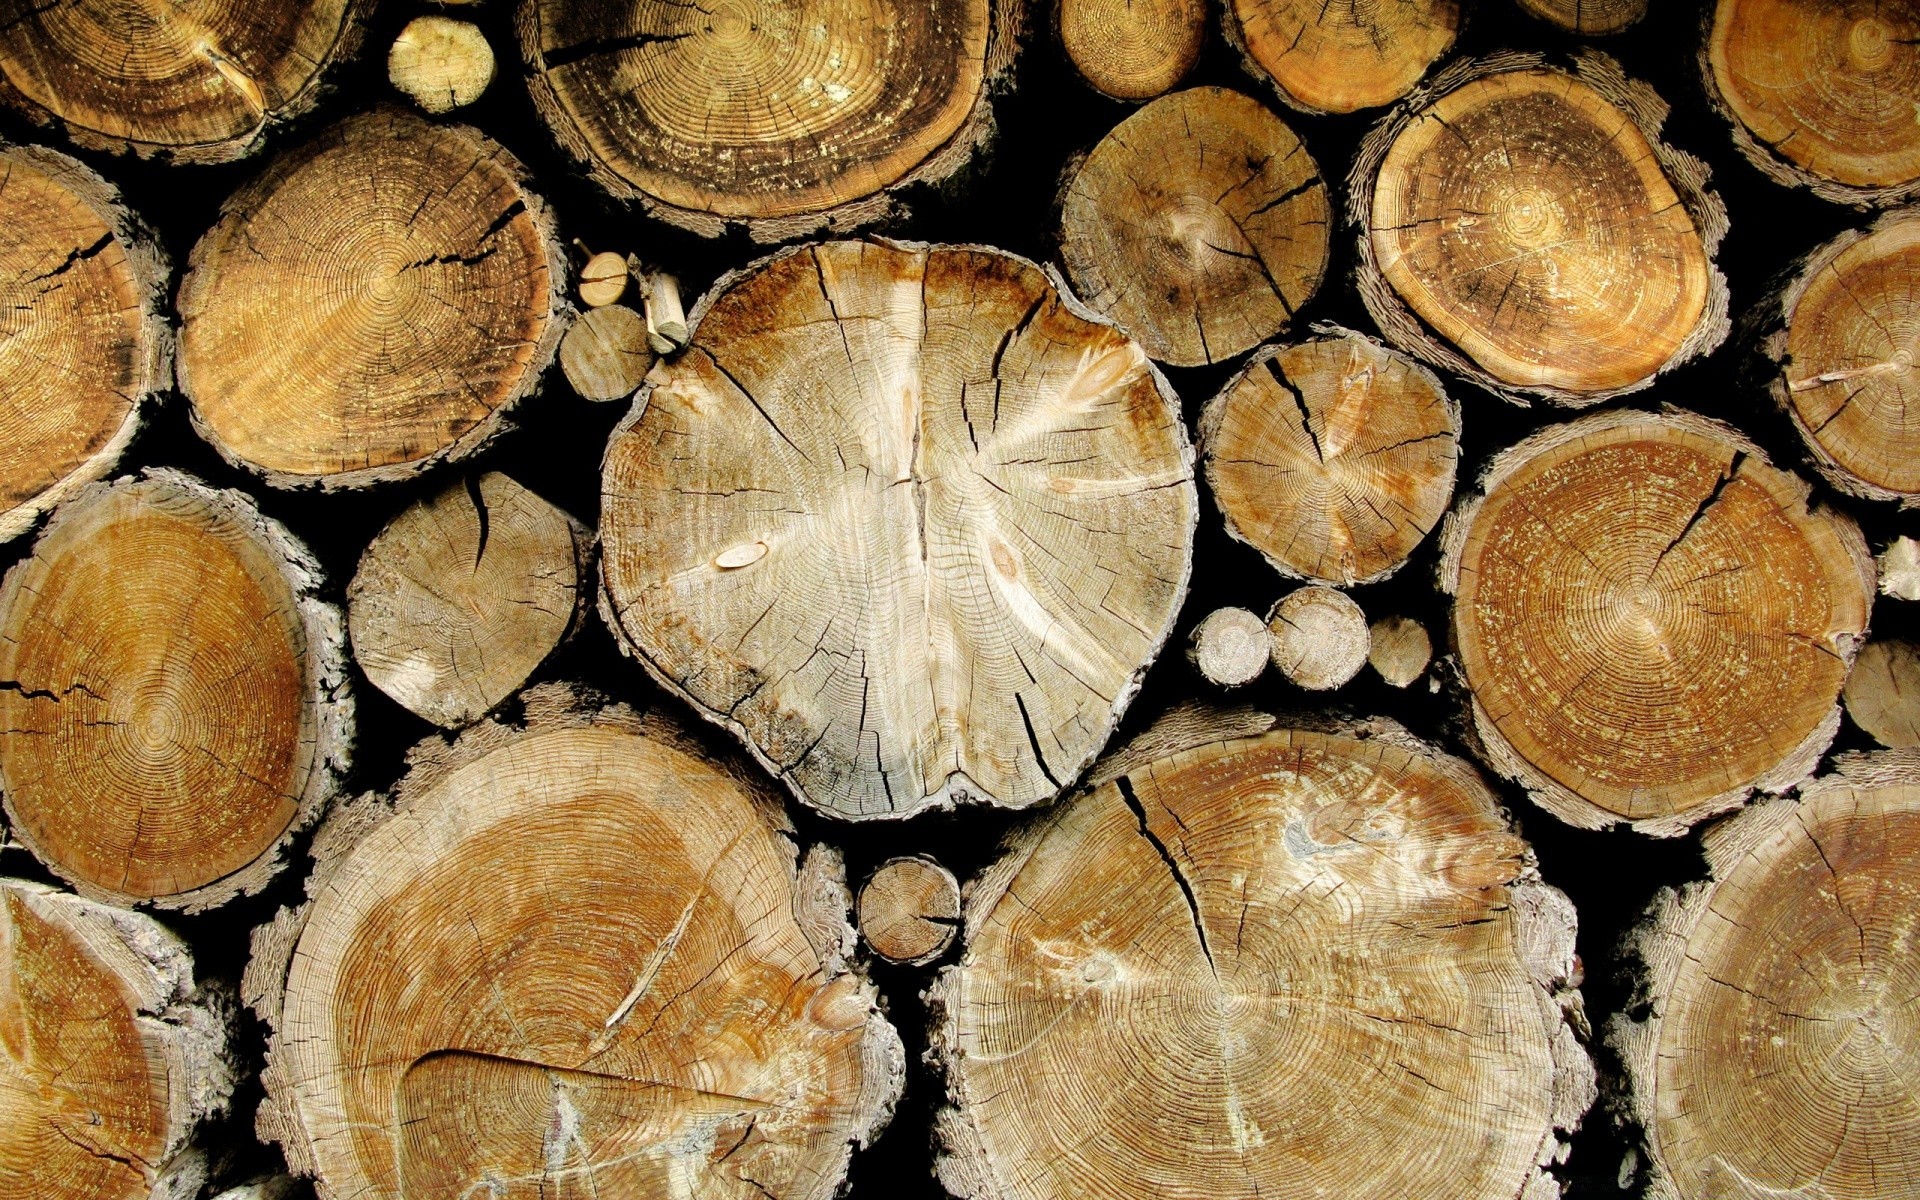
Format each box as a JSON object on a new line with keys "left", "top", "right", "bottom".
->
{"left": 1226, "top": 0, "right": 1459, "bottom": 115}
{"left": 1844, "top": 638, "right": 1920, "bottom": 748}
{"left": 858, "top": 855, "right": 961, "bottom": 965}
{"left": 388, "top": 16, "right": 495, "bottom": 115}
{"left": 1516, "top": 0, "right": 1647, "bottom": 34}
{"left": 1059, "top": 0, "right": 1204, "bottom": 101}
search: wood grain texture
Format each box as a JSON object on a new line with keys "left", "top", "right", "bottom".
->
{"left": 1265, "top": 584, "right": 1369, "bottom": 691}
{"left": 1516, "top": 0, "right": 1646, "bottom": 34}
{"left": 387, "top": 16, "right": 495, "bottom": 114}
{"left": 1226, "top": 0, "right": 1459, "bottom": 114}
{"left": 1058, "top": 0, "right": 1203, "bottom": 101}
{"left": 1844, "top": 638, "right": 1920, "bottom": 748}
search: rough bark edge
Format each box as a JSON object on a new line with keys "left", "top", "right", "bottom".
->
{"left": 598, "top": 235, "right": 1198, "bottom": 822}
{"left": 1348, "top": 49, "right": 1732, "bottom": 408}
{"left": 1435, "top": 405, "right": 1875, "bottom": 837}
{"left": 1, "top": 877, "right": 237, "bottom": 1200}
{"left": 1197, "top": 321, "right": 1461, "bottom": 588}
{"left": 0, "top": 468, "right": 351, "bottom": 912}
{"left": 926, "top": 704, "right": 1596, "bottom": 1200}
{"left": 243, "top": 680, "right": 902, "bottom": 1194}
{"left": 1607, "top": 748, "right": 1920, "bottom": 1200}
{"left": 175, "top": 107, "right": 574, "bottom": 492}
{"left": 0, "top": 1, "right": 376, "bottom": 166}
{"left": 0, "top": 140, "right": 171, "bottom": 546}
{"left": 1220, "top": 0, "right": 1464, "bottom": 118}
{"left": 515, "top": 0, "right": 1025, "bottom": 243}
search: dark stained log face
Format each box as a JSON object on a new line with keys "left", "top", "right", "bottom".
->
{"left": 1844, "top": 638, "right": 1920, "bottom": 749}
{"left": 1227, "top": 0, "right": 1459, "bottom": 114}
{"left": 1058, "top": 0, "right": 1205, "bottom": 101}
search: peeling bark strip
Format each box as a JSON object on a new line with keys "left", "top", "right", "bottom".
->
{"left": 0, "top": 141, "right": 168, "bottom": 545}
{"left": 1440, "top": 407, "right": 1875, "bottom": 838}
{"left": 1058, "top": 0, "right": 1204, "bottom": 101}
{"left": 929, "top": 713, "right": 1595, "bottom": 1200}
{"left": 0, "top": 0, "right": 371, "bottom": 163}
{"left": 246, "top": 687, "right": 903, "bottom": 1200}
{"left": 0, "top": 470, "right": 350, "bottom": 912}
{"left": 1516, "top": 0, "right": 1646, "bottom": 34}
{"left": 600, "top": 239, "right": 1197, "bottom": 821}
{"left": 176, "top": 107, "right": 567, "bottom": 491}
{"left": 1225, "top": 0, "right": 1459, "bottom": 115}
{"left": 1613, "top": 751, "right": 1920, "bottom": 1200}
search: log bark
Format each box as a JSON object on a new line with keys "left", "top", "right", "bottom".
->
{"left": 1516, "top": 0, "right": 1645, "bottom": 34}
{"left": 1440, "top": 407, "right": 1874, "bottom": 837}
{"left": 0, "top": 878, "right": 233, "bottom": 1200}
{"left": 245, "top": 684, "right": 903, "bottom": 1200}
{"left": 1704, "top": 0, "right": 1920, "bottom": 206}
{"left": 1612, "top": 750, "right": 1920, "bottom": 1200}
{"left": 600, "top": 239, "right": 1196, "bottom": 821}
{"left": 857, "top": 855, "right": 961, "bottom": 965}
{"left": 0, "top": 470, "right": 350, "bottom": 911}
{"left": 1058, "top": 86, "right": 1329, "bottom": 368}
{"left": 1224, "top": 0, "right": 1459, "bottom": 114}
{"left": 1352, "top": 51, "right": 1730, "bottom": 406}
{"left": 559, "top": 304, "right": 654, "bottom": 401}
{"left": 1058, "top": 0, "right": 1204, "bottom": 101}
{"left": 0, "top": 0, "right": 371, "bottom": 163}
{"left": 929, "top": 710, "right": 1594, "bottom": 1200}
{"left": 0, "top": 141, "right": 168, "bottom": 544}
{"left": 1843, "top": 638, "right": 1920, "bottom": 748}
{"left": 517, "top": 0, "right": 1019, "bottom": 241}
{"left": 1200, "top": 328, "right": 1458, "bottom": 587}
{"left": 176, "top": 106, "right": 567, "bottom": 491}
{"left": 1368, "top": 614, "right": 1432, "bottom": 688}
{"left": 1266, "top": 584, "right": 1369, "bottom": 691}
{"left": 387, "top": 16, "right": 495, "bottom": 115}
{"left": 347, "top": 472, "right": 590, "bottom": 729}
{"left": 1186, "top": 607, "right": 1269, "bottom": 688}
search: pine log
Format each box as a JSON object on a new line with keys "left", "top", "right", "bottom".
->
{"left": 176, "top": 107, "right": 567, "bottom": 490}
{"left": 857, "top": 855, "right": 961, "bottom": 965}
{"left": 387, "top": 16, "right": 495, "bottom": 115}
{"left": 0, "top": 471, "right": 350, "bottom": 911}
{"left": 0, "top": 0, "right": 370, "bottom": 163}
{"left": 929, "top": 711, "right": 1594, "bottom": 1200}
{"left": 1762, "top": 208, "right": 1920, "bottom": 504}
{"left": 1369, "top": 614, "right": 1432, "bottom": 688}
{"left": 1266, "top": 584, "right": 1369, "bottom": 691}
{"left": 1705, "top": 0, "right": 1920, "bottom": 206}
{"left": 1440, "top": 407, "right": 1874, "bottom": 837}
{"left": 1058, "top": 0, "right": 1204, "bottom": 101}
{"left": 1200, "top": 328, "right": 1458, "bottom": 587}
{"left": 600, "top": 240, "right": 1196, "bottom": 821}
{"left": 559, "top": 304, "right": 654, "bottom": 401}
{"left": 1844, "top": 638, "right": 1920, "bottom": 748}
{"left": 347, "top": 472, "right": 589, "bottom": 729}
{"left": 0, "top": 141, "right": 168, "bottom": 544}
{"left": 1883, "top": 535, "right": 1920, "bottom": 600}
{"left": 245, "top": 685, "right": 903, "bottom": 1200}
{"left": 0, "top": 878, "right": 233, "bottom": 1200}
{"left": 1613, "top": 751, "right": 1920, "bottom": 1200}
{"left": 1353, "top": 52, "right": 1729, "bottom": 406}
{"left": 1225, "top": 0, "right": 1459, "bottom": 114}
{"left": 1186, "top": 606, "right": 1270, "bottom": 688}
{"left": 518, "top": 0, "right": 1017, "bottom": 241}
{"left": 1516, "top": 0, "right": 1646, "bottom": 34}
{"left": 1059, "top": 87, "right": 1328, "bottom": 368}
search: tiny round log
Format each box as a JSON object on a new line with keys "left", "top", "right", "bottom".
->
{"left": 387, "top": 16, "right": 495, "bottom": 114}
{"left": 0, "top": 141, "right": 168, "bottom": 544}
{"left": 1516, "top": 0, "right": 1645, "bottom": 34}
{"left": 858, "top": 855, "right": 961, "bottom": 965}
{"left": 246, "top": 686, "right": 903, "bottom": 1200}
{"left": 1354, "top": 52, "right": 1729, "bottom": 406}
{"left": 347, "top": 472, "right": 589, "bottom": 729}
{"left": 1060, "top": 87, "right": 1329, "bottom": 368}
{"left": 1200, "top": 329, "right": 1458, "bottom": 587}
{"left": 177, "top": 107, "right": 566, "bottom": 490}
{"left": 0, "top": 0, "right": 371, "bottom": 163}
{"left": 0, "top": 471, "right": 350, "bottom": 911}
{"left": 577, "top": 250, "right": 629, "bottom": 307}
{"left": 1844, "top": 638, "right": 1920, "bottom": 748}
{"left": 601, "top": 240, "right": 1196, "bottom": 821}
{"left": 1883, "top": 535, "right": 1920, "bottom": 600}
{"left": 1441, "top": 408, "right": 1874, "bottom": 837}
{"left": 1, "top": 878, "right": 233, "bottom": 1200}
{"left": 930, "top": 712, "right": 1594, "bottom": 1200}
{"left": 1613, "top": 751, "right": 1920, "bottom": 1200}
{"left": 560, "top": 304, "right": 654, "bottom": 401}
{"left": 1225, "top": 0, "right": 1459, "bottom": 114}
{"left": 1267, "top": 585, "right": 1370, "bottom": 690}
{"left": 519, "top": 0, "right": 1017, "bottom": 240}
{"left": 1187, "top": 607, "right": 1270, "bottom": 688}
{"left": 1059, "top": 0, "right": 1204, "bottom": 101}
{"left": 1369, "top": 614, "right": 1431, "bottom": 688}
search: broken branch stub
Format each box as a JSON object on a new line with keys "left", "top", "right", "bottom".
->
{"left": 600, "top": 239, "right": 1197, "bottom": 821}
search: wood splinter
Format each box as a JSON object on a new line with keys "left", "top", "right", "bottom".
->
{"left": 858, "top": 856, "right": 962, "bottom": 966}
{"left": 1187, "top": 607, "right": 1270, "bottom": 688}
{"left": 387, "top": 16, "right": 494, "bottom": 115}
{"left": 640, "top": 265, "right": 690, "bottom": 354}
{"left": 1268, "top": 585, "right": 1370, "bottom": 691}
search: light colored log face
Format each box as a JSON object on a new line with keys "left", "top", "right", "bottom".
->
{"left": 178, "top": 108, "right": 562, "bottom": 486}
{"left": 274, "top": 719, "right": 898, "bottom": 1200}
{"left": 1515, "top": 0, "right": 1645, "bottom": 33}
{"left": 933, "top": 725, "right": 1589, "bottom": 1200}
{"left": 858, "top": 856, "right": 961, "bottom": 964}
{"left": 601, "top": 240, "right": 1196, "bottom": 820}
{"left": 1844, "top": 638, "right": 1920, "bottom": 748}
{"left": 1230, "top": 0, "right": 1458, "bottom": 113}
{"left": 1060, "top": 0, "right": 1203, "bottom": 101}
{"left": 1449, "top": 412, "right": 1872, "bottom": 831}
{"left": 1060, "top": 87, "right": 1329, "bottom": 368}
{"left": 388, "top": 16, "right": 495, "bottom": 115}
{"left": 1371, "top": 67, "right": 1710, "bottom": 395}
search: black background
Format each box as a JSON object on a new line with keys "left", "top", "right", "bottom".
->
{"left": 1, "top": 0, "right": 1913, "bottom": 1196}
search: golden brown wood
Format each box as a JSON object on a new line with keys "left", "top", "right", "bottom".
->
{"left": 387, "top": 16, "right": 495, "bottom": 114}
{"left": 1614, "top": 751, "right": 1920, "bottom": 1200}
{"left": 1441, "top": 408, "right": 1874, "bottom": 836}
{"left": 0, "top": 878, "right": 233, "bottom": 1200}
{"left": 1369, "top": 614, "right": 1432, "bottom": 688}
{"left": 1201, "top": 329, "right": 1457, "bottom": 587}
{"left": 1226, "top": 0, "right": 1458, "bottom": 114}
{"left": 1059, "top": 0, "right": 1204, "bottom": 101}
{"left": 0, "top": 141, "right": 168, "bottom": 544}
{"left": 1516, "top": 0, "right": 1646, "bottom": 34}
{"left": 577, "top": 250, "right": 629, "bottom": 307}
{"left": 246, "top": 686, "right": 903, "bottom": 1200}
{"left": 1060, "top": 87, "right": 1329, "bottom": 368}
{"left": 519, "top": 0, "right": 1017, "bottom": 240}
{"left": 560, "top": 304, "right": 654, "bottom": 401}
{"left": 1355, "top": 53, "right": 1729, "bottom": 405}
{"left": 177, "top": 107, "right": 566, "bottom": 490}
{"left": 1186, "top": 607, "right": 1269, "bottom": 688}
{"left": 601, "top": 240, "right": 1196, "bottom": 821}
{"left": 1266, "top": 585, "right": 1369, "bottom": 690}
{"left": 347, "top": 472, "right": 588, "bottom": 729}
{"left": 1883, "top": 535, "right": 1920, "bottom": 600}
{"left": 858, "top": 855, "right": 961, "bottom": 965}
{"left": 930, "top": 713, "right": 1594, "bottom": 1200}
{"left": 1844, "top": 638, "right": 1920, "bottom": 748}
{"left": 0, "top": 471, "right": 349, "bottom": 911}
